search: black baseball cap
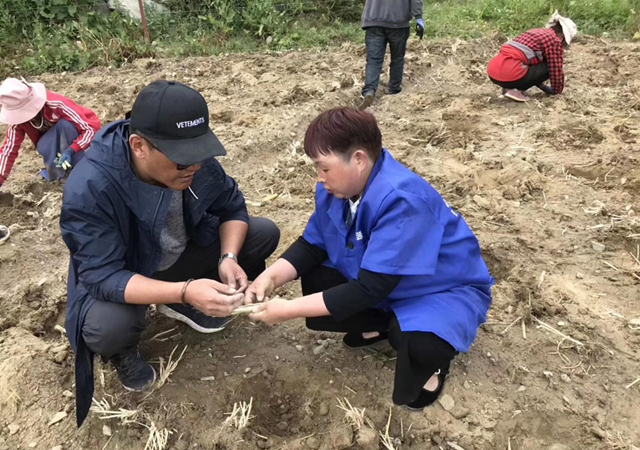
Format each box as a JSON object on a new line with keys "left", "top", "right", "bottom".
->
{"left": 129, "top": 80, "right": 226, "bottom": 165}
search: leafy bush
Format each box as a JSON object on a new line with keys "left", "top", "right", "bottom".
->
{"left": 0, "top": 0, "right": 153, "bottom": 77}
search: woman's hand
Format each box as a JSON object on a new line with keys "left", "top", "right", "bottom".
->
{"left": 249, "top": 297, "right": 294, "bottom": 325}
{"left": 244, "top": 273, "right": 276, "bottom": 304}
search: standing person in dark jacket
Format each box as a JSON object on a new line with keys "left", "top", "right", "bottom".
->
{"left": 359, "top": 0, "right": 424, "bottom": 110}
{"left": 60, "top": 80, "right": 280, "bottom": 426}
{"left": 487, "top": 12, "right": 577, "bottom": 102}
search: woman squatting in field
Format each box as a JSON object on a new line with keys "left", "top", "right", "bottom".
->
{"left": 487, "top": 11, "right": 578, "bottom": 102}
{"left": 245, "top": 107, "right": 494, "bottom": 410}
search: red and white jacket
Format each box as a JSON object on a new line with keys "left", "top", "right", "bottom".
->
{"left": 0, "top": 91, "right": 101, "bottom": 184}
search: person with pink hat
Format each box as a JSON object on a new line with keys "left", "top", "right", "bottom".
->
{"left": 0, "top": 78, "right": 101, "bottom": 186}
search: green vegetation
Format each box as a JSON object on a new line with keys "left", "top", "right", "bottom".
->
{"left": 0, "top": 0, "right": 637, "bottom": 78}
{"left": 0, "top": 0, "right": 153, "bottom": 76}
{"left": 421, "top": 0, "right": 640, "bottom": 39}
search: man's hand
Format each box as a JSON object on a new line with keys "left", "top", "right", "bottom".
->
{"left": 244, "top": 273, "right": 275, "bottom": 304}
{"left": 183, "top": 278, "right": 244, "bottom": 317}
{"left": 249, "top": 297, "right": 294, "bottom": 325}
{"left": 218, "top": 257, "right": 248, "bottom": 292}
{"left": 416, "top": 18, "right": 425, "bottom": 39}
{"left": 56, "top": 147, "right": 74, "bottom": 170}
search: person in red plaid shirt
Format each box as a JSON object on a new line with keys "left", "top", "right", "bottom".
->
{"left": 487, "top": 12, "right": 577, "bottom": 102}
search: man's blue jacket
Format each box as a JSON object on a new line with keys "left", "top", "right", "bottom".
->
{"left": 60, "top": 120, "right": 248, "bottom": 426}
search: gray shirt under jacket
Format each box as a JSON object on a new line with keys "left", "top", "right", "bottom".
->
{"left": 157, "top": 190, "right": 189, "bottom": 272}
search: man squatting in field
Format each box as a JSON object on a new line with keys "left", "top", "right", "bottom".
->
{"left": 60, "top": 80, "right": 280, "bottom": 426}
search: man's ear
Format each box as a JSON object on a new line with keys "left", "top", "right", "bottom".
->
{"left": 129, "top": 135, "right": 147, "bottom": 159}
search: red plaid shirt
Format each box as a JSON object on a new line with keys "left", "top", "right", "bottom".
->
{"left": 514, "top": 28, "right": 565, "bottom": 94}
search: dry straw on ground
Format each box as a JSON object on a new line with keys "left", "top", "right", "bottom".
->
{"left": 143, "top": 421, "right": 172, "bottom": 450}
{"left": 90, "top": 397, "right": 140, "bottom": 424}
{"left": 379, "top": 407, "right": 400, "bottom": 450}
{"left": 336, "top": 397, "right": 368, "bottom": 430}
{"left": 147, "top": 344, "right": 188, "bottom": 397}
{"left": 224, "top": 397, "right": 254, "bottom": 429}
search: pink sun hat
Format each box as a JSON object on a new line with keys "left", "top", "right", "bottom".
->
{"left": 0, "top": 78, "right": 47, "bottom": 125}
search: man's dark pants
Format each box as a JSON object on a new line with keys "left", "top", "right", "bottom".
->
{"left": 82, "top": 217, "right": 280, "bottom": 358}
{"left": 362, "top": 26, "right": 411, "bottom": 96}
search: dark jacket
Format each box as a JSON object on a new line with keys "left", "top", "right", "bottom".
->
{"left": 60, "top": 119, "right": 248, "bottom": 426}
{"left": 361, "top": 0, "right": 423, "bottom": 29}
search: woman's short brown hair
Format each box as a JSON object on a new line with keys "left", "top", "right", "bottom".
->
{"left": 304, "top": 107, "right": 382, "bottom": 161}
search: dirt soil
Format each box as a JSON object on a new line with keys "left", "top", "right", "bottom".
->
{"left": 0, "top": 35, "right": 639, "bottom": 450}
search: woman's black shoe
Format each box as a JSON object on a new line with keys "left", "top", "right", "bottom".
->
{"left": 342, "top": 331, "right": 389, "bottom": 348}
{"left": 403, "top": 370, "right": 448, "bottom": 411}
